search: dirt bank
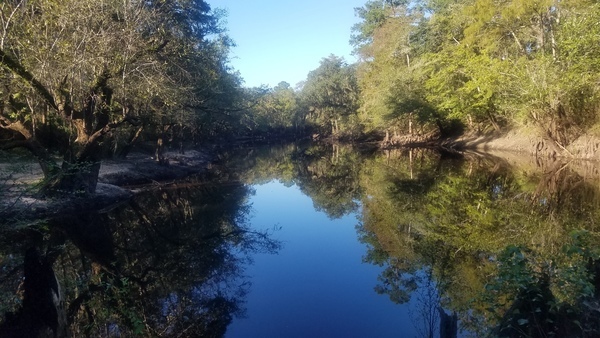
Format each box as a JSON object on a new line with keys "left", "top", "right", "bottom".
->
{"left": 446, "top": 129, "right": 600, "bottom": 161}
{"left": 0, "top": 150, "right": 213, "bottom": 227}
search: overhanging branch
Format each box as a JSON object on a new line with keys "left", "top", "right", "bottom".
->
{"left": 0, "top": 48, "right": 59, "bottom": 111}
{"left": 87, "top": 115, "right": 140, "bottom": 146}
{"left": 0, "top": 115, "right": 32, "bottom": 139}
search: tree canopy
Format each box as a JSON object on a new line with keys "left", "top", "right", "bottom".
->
{"left": 346, "top": 0, "right": 600, "bottom": 144}
{"left": 0, "top": 0, "right": 241, "bottom": 194}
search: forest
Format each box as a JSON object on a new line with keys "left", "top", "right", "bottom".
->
{"left": 2, "top": 0, "right": 600, "bottom": 195}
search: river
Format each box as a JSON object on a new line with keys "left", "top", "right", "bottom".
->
{"left": 1, "top": 143, "right": 599, "bottom": 337}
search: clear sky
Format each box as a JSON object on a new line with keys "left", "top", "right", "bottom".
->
{"left": 207, "top": 0, "right": 368, "bottom": 89}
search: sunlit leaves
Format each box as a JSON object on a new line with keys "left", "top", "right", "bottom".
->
{"left": 0, "top": 0, "right": 242, "bottom": 192}
{"left": 301, "top": 55, "right": 360, "bottom": 137}
{"left": 246, "top": 82, "right": 301, "bottom": 133}
{"left": 352, "top": 0, "right": 600, "bottom": 140}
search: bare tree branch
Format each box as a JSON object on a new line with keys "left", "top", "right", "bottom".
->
{"left": 0, "top": 0, "right": 24, "bottom": 49}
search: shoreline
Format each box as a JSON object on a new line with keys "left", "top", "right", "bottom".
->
{"left": 4, "top": 130, "right": 600, "bottom": 227}
{"left": 0, "top": 149, "right": 213, "bottom": 227}
{"left": 377, "top": 128, "right": 600, "bottom": 162}
{"left": 446, "top": 129, "right": 600, "bottom": 161}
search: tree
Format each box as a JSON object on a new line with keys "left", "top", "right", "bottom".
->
{"left": 301, "top": 55, "right": 360, "bottom": 138}
{"left": 241, "top": 81, "right": 303, "bottom": 138}
{"left": 352, "top": 0, "right": 600, "bottom": 144}
{"left": 351, "top": 0, "right": 410, "bottom": 56}
{"left": 0, "top": 0, "right": 235, "bottom": 194}
{"left": 354, "top": 3, "right": 439, "bottom": 138}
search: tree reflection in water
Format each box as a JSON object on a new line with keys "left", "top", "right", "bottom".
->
{"left": 3, "top": 143, "right": 600, "bottom": 337}
{"left": 356, "top": 149, "right": 600, "bottom": 337}
{"left": 0, "top": 174, "right": 280, "bottom": 337}
{"left": 222, "top": 143, "right": 600, "bottom": 336}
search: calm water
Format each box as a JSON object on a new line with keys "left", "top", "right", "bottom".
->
{"left": 225, "top": 181, "right": 418, "bottom": 338}
{"left": 1, "top": 143, "right": 600, "bottom": 337}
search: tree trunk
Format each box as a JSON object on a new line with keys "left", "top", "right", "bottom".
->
{"left": 116, "top": 126, "right": 144, "bottom": 159}
{"left": 41, "top": 140, "right": 103, "bottom": 195}
{"left": 487, "top": 112, "right": 500, "bottom": 132}
{"left": 156, "top": 138, "right": 167, "bottom": 165}
{"left": 1, "top": 50, "right": 130, "bottom": 196}
{"left": 439, "top": 307, "right": 458, "bottom": 338}
{"left": 26, "top": 138, "right": 60, "bottom": 178}
{"left": 0, "top": 248, "right": 67, "bottom": 337}
{"left": 155, "top": 124, "right": 171, "bottom": 165}
{"left": 178, "top": 122, "right": 185, "bottom": 154}
{"left": 49, "top": 160, "right": 102, "bottom": 195}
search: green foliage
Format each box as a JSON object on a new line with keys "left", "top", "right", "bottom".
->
{"left": 352, "top": 0, "right": 600, "bottom": 142}
{"left": 356, "top": 6, "right": 436, "bottom": 133}
{"left": 351, "top": 0, "right": 409, "bottom": 52}
{"left": 242, "top": 82, "right": 303, "bottom": 137}
{"left": 300, "top": 55, "right": 360, "bottom": 138}
{"left": 344, "top": 147, "right": 600, "bottom": 335}
{"left": 477, "top": 231, "right": 600, "bottom": 336}
{"left": 0, "top": 0, "right": 244, "bottom": 192}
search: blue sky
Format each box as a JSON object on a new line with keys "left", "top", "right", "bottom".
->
{"left": 207, "top": 0, "right": 368, "bottom": 88}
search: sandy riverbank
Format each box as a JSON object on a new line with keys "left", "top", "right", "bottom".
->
{"left": 0, "top": 150, "right": 213, "bottom": 226}
{"left": 447, "top": 129, "right": 600, "bottom": 161}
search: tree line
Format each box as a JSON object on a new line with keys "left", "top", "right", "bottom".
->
{"left": 352, "top": 0, "right": 600, "bottom": 146}
{"left": 250, "top": 0, "right": 600, "bottom": 146}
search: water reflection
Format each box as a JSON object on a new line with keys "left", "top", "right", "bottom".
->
{"left": 0, "top": 174, "right": 279, "bottom": 336}
{"left": 221, "top": 144, "right": 600, "bottom": 337}
{"left": 354, "top": 148, "right": 600, "bottom": 336}
{"left": 2, "top": 143, "right": 600, "bottom": 337}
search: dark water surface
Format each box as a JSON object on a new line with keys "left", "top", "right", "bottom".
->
{"left": 1, "top": 143, "right": 600, "bottom": 337}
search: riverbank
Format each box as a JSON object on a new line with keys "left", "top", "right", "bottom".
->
{"left": 0, "top": 149, "right": 213, "bottom": 227}
{"left": 445, "top": 128, "right": 600, "bottom": 160}
{"left": 5, "top": 129, "right": 600, "bottom": 227}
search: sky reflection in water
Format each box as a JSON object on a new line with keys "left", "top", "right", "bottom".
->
{"left": 226, "top": 180, "right": 418, "bottom": 338}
